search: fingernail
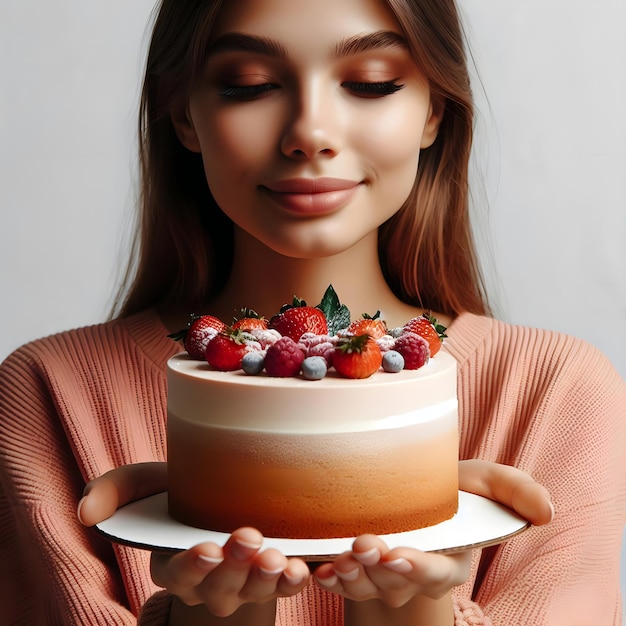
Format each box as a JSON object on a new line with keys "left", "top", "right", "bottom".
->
{"left": 316, "top": 573, "right": 338, "bottom": 587}
{"left": 353, "top": 546, "right": 380, "bottom": 566}
{"left": 548, "top": 500, "right": 555, "bottom": 522}
{"left": 283, "top": 571, "right": 304, "bottom": 586}
{"left": 259, "top": 565, "right": 285, "bottom": 580}
{"left": 196, "top": 554, "right": 223, "bottom": 571}
{"left": 383, "top": 558, "right": 412, "bottom": 574}
{"left": 335, "top": 567, "right": 360, "bottom": 582}
{"left": 231, "top": 538, "right": 262, "bottom": 561}
{"left": 76, "top": 496, "right": 87, "bottom": 525}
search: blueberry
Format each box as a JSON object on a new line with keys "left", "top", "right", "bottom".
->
{"left": 301, "top": 356, "right": 327, "bottom": 380}
{"left": 242, "top": 351, "right": 265, "bottom": 375}
{"left": 382, "top": 350, "right": 405, "bottom": 373}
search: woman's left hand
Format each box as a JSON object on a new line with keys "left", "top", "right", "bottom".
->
{"left": 313, "top": 535, "right": 471, "bottom": 606}
{"left": 313, "top": 459, "right": 553, "bottom": 605}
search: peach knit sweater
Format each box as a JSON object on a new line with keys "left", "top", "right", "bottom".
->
{"left": 0, "top": 310, "right": 624, "bottom": 625}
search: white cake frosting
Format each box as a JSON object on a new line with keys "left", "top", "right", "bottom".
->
{"left": 166, "top": 349, "right": 459, "bottom": 538}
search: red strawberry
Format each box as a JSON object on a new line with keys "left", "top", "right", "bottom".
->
{"left": 205, "top": 328, "right": 257, "bottom": 371}
{"left": 269, "top": 296, "right": 328, "bottom": 342}
{"left": 264, "top": 336, "right": 305, "bottom": 377}
{"left": 232, "top": 308, "right": 268, "bottom": 332}
{"left": 394, "top": 331, "right": 429, "bottom": 370}
{"left": 403, "top": 313, "right": 447, "bottom": 357}
{"left": 168, "top": 314, "right": 226, "bottom": 360}
{"left": 347, "top": 311, "right": 388, "bottom": 340}
{"left": 333, "top": 334, "right": 383, "bottom": 379}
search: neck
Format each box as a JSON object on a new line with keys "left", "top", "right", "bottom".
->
{"left": 159, "top": 228, "right": 445, "bottom": 333}
{"left": 210, "top": 228, "right": 421, "bottom": 327}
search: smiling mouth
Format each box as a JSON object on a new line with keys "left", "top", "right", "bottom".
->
{"left": 260, "top": 178, "right": 362, "bottom": 215}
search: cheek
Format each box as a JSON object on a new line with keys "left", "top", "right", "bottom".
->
{"left": 199, "top": 107, "right": 278, "bottom": 183}
{"left": 355, "top": 106, "right": 423, "bottom": 197}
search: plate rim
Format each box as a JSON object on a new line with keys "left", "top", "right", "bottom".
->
{"left": 95, "top": 490, "right": 530, "bottom": 559}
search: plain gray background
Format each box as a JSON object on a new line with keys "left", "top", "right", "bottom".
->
{"left": 1, "top": 0, "right": 625, "bottom": 616}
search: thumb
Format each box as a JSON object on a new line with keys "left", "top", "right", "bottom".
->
{"left": 77, "top": 461, "right": 167, "bottom": 526}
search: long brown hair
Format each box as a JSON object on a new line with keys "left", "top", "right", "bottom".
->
{"left": 113, "top": 0, "right": 489, "bottom": 318}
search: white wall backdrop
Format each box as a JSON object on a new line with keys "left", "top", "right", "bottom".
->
{"left": 1, "top": 0, "right": 625, "bottom": 614}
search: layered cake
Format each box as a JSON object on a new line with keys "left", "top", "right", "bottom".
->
{"left": 167, "top": 288, "right": 458, "bottom": 538}
{"left": 167, "top": 344, "right": 458, "bottom": 539}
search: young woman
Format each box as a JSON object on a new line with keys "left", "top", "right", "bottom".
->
{"left": 1, "top": 0, "right": 624, "bottom": 624}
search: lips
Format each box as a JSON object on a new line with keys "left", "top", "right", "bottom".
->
{"left": 261, "top": 178, "right": 361, "bottom": 215}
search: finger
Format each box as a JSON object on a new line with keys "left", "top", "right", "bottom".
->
{"left": 77, "top": 462, "right": 167, "bottom": 526}
{"left": 353, "top": 534, "right": 472, "bottom": 602}
{"left": 314, "top": 552, "right": 378, "bottom": 600}
{"left": 197, "top": 527, "right": 264, "bottom": 597}
{"left": 239, "top": 548, "right": 289, "bottom": 600}
{"left": 384, "top": 548, "right": 471, "bottom": 589}
{"left": 151, "top": 542, "right": 225, "bottom": 605}
{"left": 276, "top": 558, "right": 311, "bottom": 594}
{"left": 459, "top": 459, "right": 554, "bottom": 525}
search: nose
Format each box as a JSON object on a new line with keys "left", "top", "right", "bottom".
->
{"left": 280, "top": 80, "right": 342, "bottom": 160}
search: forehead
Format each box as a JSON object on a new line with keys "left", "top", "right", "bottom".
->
{"left": 211, "top": 0, "right": 402, "bottom": 48}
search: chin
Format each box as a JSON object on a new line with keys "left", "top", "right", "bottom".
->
{"left": 265, "top": 233, "right": 365, "bottom": 260}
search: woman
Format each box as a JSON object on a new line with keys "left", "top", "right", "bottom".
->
{"left": 1, "top": 0, "right": 623, "bottom": 624}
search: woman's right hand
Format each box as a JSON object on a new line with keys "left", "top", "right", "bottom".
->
{"left": 151, "top": 526, "right": 310, "bottom": 618}
{"left": 77, "top": 461, "right": 168, "bottom": 526}
{"left": 77, "top": 463, "right": 310, "bottom": 620}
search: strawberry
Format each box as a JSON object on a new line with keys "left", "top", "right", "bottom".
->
{"left": 402, "top": 313, "right": 447, "bottom": 357}
{"left": 264, "top": 336, "right": 305, "bottom": 377}
{"left": 347, "top": 311, "right": 388, "bottom": 340}
{"left": 168, "top": 314, "right": 226, "bottom": 360}
{"left": 232, "top": 308, "right": 268, "bottom": 332}
{"left": 269, "top": 296, "right": 328, "bottom": 342}
{"left": 394, "top": 331, "right": 429, "bottom": 370}
{"left": 333, "top": 334, "right": 383, "bottom": 379}
{"left": 205, "top": 328, "right": 259, "bottom": 371}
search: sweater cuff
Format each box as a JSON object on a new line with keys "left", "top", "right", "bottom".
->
{"left": 453, "top": 597, "right": 492, "bottom": 626}
{"left": 138, "top": 590, "right": 172, "bottom": 625}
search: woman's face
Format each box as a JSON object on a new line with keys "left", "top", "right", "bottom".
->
{"left": 176, "top": 0, "right": 441, "bottom": 259}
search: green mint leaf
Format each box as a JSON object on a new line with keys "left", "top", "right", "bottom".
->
{"left": 328, "top": 304, "right": 351, "bottom": 335}
{"left": 316, "top": 285, "right": 351, "bottom": 335}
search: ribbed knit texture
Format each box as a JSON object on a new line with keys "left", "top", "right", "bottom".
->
{"left": 0, "top": 310, "right": 624, "bottom": 625}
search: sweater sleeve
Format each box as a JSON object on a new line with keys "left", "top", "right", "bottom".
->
{"left": 0, "top": 347, "right": 140, "bottom": 623}
{"left": 459, "top": 328, "right": 626, "bottom": 625}
{"left": 0, "top": 332, "right": 174, "bottom": 625}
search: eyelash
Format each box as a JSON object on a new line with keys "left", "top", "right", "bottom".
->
{"left": 218, "top": 80, "right": 405, "bottom": 101}
{"left": 218, "top": 83, "right": 278, "bottom": 100}
{"left": 342, "top": 80, "right": 405, "bottom": 97}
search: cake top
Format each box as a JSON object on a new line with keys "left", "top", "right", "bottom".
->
{"left": 169, "top": 285, "right": 448, "bottom": 382}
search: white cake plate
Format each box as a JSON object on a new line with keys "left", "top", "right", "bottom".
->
{"left": 95, "top": 491, "right": 529, "bottom": 560}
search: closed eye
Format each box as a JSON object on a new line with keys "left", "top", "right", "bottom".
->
{"left": 342, "top": 80, "right": 405, "bottom": 98}
{"left": 218, "top": 83, "right": 280, "bottom": 100}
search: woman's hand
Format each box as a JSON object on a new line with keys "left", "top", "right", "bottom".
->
{"left": 77, "top": 461, "right": 168, "bottom": 526}
{"left": 314, "top": 535, "right": 472, "bottom": 606}
{"left": 458, "top": 459, "right": 554, "bottom": 526}
{"left": 77, "top": 463, "right": 309, "bottom": 620}
{"left": 151, "top": 526, "right": 309, "bottom": 618}
{"left": 313, "top": 459, "right": 553, "bottom": 615}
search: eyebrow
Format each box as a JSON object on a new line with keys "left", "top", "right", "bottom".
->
{"left": 332, "top": 30, "right": 408, "bottom": 58}
{"left": 208, "top": 33, "right": 287, "bottom": 58}
{"left": 208, "top": 30, "right": 408, "bottom": 59}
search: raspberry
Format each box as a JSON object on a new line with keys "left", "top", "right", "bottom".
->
{"left": 264, "top": 336, "right": 305, "bottom": 377}
{"left": 376, "top": 334, "right": 396, "bottom": 353}
{"left": 298, "top": 333, "right": 336, "bottom": 366}
{"left": 393, "top": 331, "right": 430, "bottom": 370}
{"left": 250, "top": 327, "right": 281, "bottom": 349}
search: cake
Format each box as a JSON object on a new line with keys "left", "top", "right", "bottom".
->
{"left": 167, "top": 350, "right": 459, "bottom": 539}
